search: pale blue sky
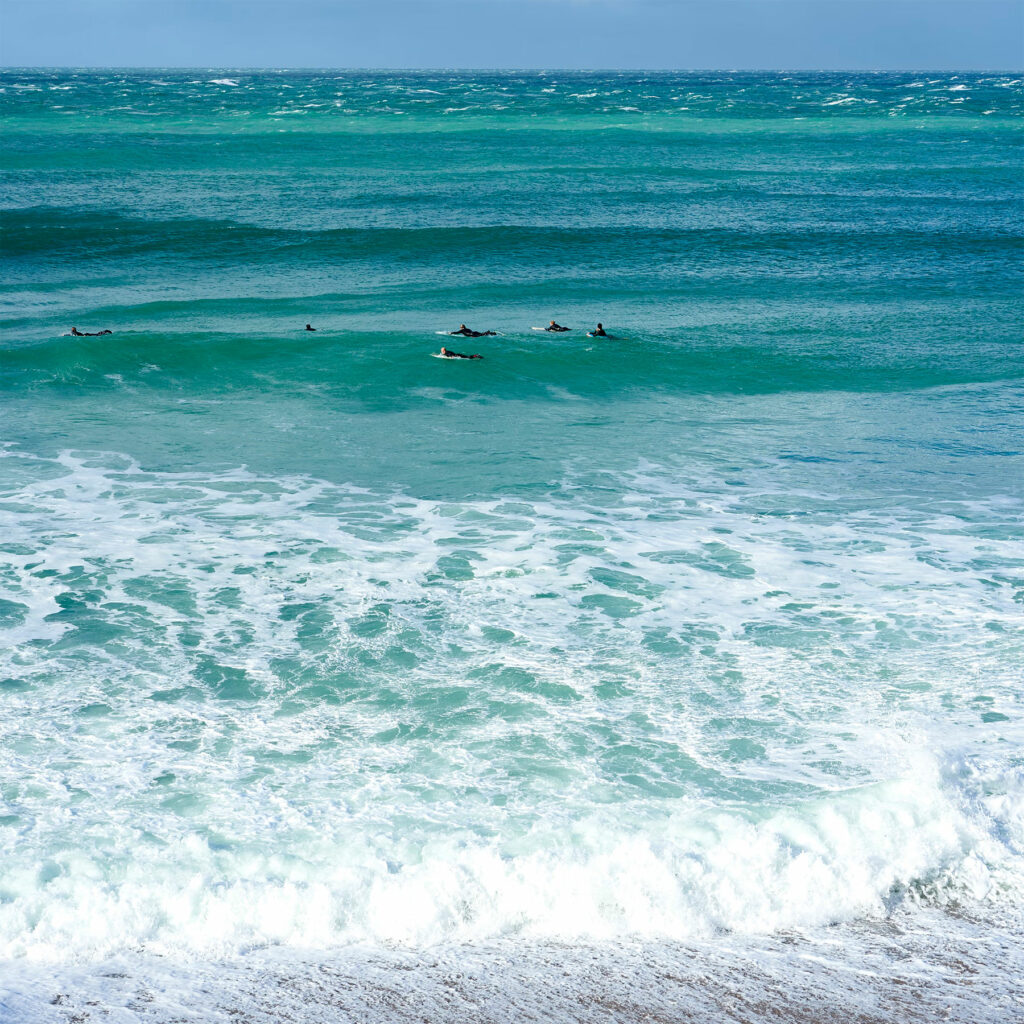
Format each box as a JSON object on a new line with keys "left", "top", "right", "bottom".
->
{"left": 1, "top": 0, "right": 1021, "bottom": 69}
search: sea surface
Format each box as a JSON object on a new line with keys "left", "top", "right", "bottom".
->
{"left": 1, "top": 70, "right": 1023, "bottom": 1022}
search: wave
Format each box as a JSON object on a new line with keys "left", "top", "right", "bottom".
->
{"left": 3, "top": 207, "right": 1020, "bottom": 265}
{"left": 4, "top": 324, "right": 1023, "bottom": 399}
{"left": 0, "top": 756, "right": 1019, "bottom": 961}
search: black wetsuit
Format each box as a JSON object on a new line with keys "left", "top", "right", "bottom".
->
{"left": 441, "top": 350, "right": 483, "bottom": 360}
{"left": 451, "top": 328, "right": 495, "bottom": 338}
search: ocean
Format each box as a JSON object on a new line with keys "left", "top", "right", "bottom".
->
{"left": 0, "top": 69, "right": 1022, "bottom": 1022}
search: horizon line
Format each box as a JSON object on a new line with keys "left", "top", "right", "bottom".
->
{"left": 3, "top": 65, "right": 1021, "bottom": 73}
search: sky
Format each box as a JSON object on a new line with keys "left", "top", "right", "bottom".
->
{"left": 1, "top": 0, "right": 1021, "bottom": 69}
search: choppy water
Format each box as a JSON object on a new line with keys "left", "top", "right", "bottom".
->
{"left": 1, "top": 70, "right": 1023, "bottom": 1022}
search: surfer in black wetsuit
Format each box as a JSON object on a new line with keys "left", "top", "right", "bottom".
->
{"left": 70, "top": 328, "right": 112, "bottom": 336}
{"left": 305, "top": 324, "right": 316, "bottom": 331}
{"left": 440, "top": 347, "right": 483, "bottom": 360}
{"left": 591, "top": 323, "right": 607, "bottom": 337}
{"left": 451, "top": 324, "right": 496, "bottom": 338}
{"left": 545, "top": 320, "right": 570, "bottom": 332}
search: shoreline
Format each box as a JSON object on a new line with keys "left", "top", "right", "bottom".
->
{"left": 5, "top": 906, "right": 1022, "bottom": 1023}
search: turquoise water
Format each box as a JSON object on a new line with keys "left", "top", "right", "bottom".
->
{"left": 1, "top": 71, "right": 1023, "bottom": 1021}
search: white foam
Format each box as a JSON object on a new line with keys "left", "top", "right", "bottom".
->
{"left": 0, "top": 744, "right": 1019, "bottom": 961}
{"left": 0, "top": 449, "right": 1021, "bottom": 966}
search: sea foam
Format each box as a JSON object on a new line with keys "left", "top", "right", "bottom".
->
{"left": 0, "top": 449, "right": 1020, "bottom": 963}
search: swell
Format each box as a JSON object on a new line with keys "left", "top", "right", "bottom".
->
{"left": 4, "top": 328, "right": 1023, "bottom": 400}
{"left": 3, "top": 209, "right": 1021, "bottom": 285}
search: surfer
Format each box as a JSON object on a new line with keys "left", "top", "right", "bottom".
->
{"left": 545, "top": 320, "right": 570, "bottom": 333}
{"left": 590, "top": 323, "right": 607, "bottom": 337}
{"left": 70, "top": 327, "right": 112, "bottom": 336}
{"left": 305, "top": 323, "right": 316, "bottom": 331}
{"left": 451, "top": 324, "right": 496, "bottom": 338}
{"left": 440, "top": 347, "right": 483, "bottom": 360}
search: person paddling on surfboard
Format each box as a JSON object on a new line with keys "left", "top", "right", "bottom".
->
{"left": 545, "top": 320, "right": 570, "bottom": 332}
{"left": 451, "top": 324, "right": 496, "bottom": 338}
{"left": 440, "top": 347, "right": 483, "bottom": 360}
{"left": 590, "top": 323, "right": 607, "bottom": 337}
{"left": 70, "top": 327, "right": 112, "bottom": 336}
{"left": 305, "top": 323, "right": 316, "bottom": 331}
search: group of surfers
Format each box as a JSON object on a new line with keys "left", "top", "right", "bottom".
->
{"left": 440, "top": 320, "right": 608, "bottom": 360}
{"left": 68, "top": 319, "right": 608, "bottom": 362}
